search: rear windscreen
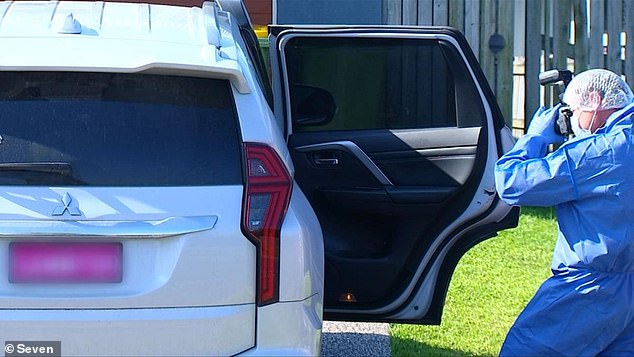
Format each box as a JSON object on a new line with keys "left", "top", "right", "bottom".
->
{"left": 0, "top": 72, "right": 242, "bottom": 186}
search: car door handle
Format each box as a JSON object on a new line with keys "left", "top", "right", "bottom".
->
{"left": 314, "top": 158, "right": 339, "bottom": 165}
{"left": 296, "top": 141, "right": 393, "bottom": 185}
{"left": 312, "top": 152, "right": 340, "bottom": 166}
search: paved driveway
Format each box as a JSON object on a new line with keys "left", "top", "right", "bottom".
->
{"left": 321, "top": 321, "right": 391, "bottom": 357}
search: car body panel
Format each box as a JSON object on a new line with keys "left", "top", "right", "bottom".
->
{"left": 278, "top": 186, "right": 324, "bottom": 303}
{"left": 239, "top": 294, "right": 322, "bottom": 356}
{"left": 0, "top": 1, "right": 250, "bottom": 92}
{"left": 0, "top": 305, "right": 256, "bottom": 356}
{"left": 0, "top": 187, "right": 255, "bottom": 309}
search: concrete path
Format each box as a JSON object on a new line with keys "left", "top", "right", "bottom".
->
{"left": 321, "top": 321, "right": 391, "bottom": 357}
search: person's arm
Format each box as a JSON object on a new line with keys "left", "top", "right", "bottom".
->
{"left": 495, "top": 105, "right": 575, "bottom": 206}
{"left": 495, "top": 135, "right": 575, "bottom": 206}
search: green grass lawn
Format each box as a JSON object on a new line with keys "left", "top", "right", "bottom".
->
{"left": 391, "top": 207, "right": 559, "bottom": 356}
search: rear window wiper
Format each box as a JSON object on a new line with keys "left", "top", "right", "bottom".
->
{"left": 0, "top": 162, "right": 86, "bottom": 185}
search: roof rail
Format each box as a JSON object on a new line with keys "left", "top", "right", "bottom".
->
{"left": 202, "top": 2, "right": 221, "bottom": 47}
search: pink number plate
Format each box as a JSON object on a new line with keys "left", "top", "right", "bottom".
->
{"left": 9, "top": 242, "right": 122, "bottom": 283}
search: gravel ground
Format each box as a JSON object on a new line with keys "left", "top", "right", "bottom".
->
{"left": 320, "top": 321, "right": 391, "bottom": 357}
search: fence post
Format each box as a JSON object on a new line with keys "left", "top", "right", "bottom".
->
{"left": 606, "top": 0, "right": 623, "bottom": 73}
{"left": 498, "top": 0, "right": 514, "bottom": 128}
{"left": 553, "top": 0, "right": 571, "bottom": 72}
{"left": 433, "top": 0, "right": 449, "bottom": 25}
{"left": 625, "top": 0, "right": 634, "bottom": 83}
{"left": 463, "top": 0, "right": 480, "bottom": 59}
{"left": 403, "top": 0, "right": 418, "bottom": 25}
{"left": 525, "top": 0, "right": 543, "bottom": 128}
{"left": 449, "top": 0, "right": 465, "bottom": 33}
{"left": 543, "top": 0, "right": 554, "bottom": 105}
{"left": 479, "top": 0, "right": 513, "bottom": 128}
{"left": 573, "top": 0, "right": 588, "bottom": 73}
{"left": 383, "top": 0, "right": 402, "bottom": 24}
{"left": 479, "top": 0, "right": 496, "bottom": 84}
{"left": 418, "top": 0, "right": 433, "bottom": 25}
{"left": 589, "top": 0, "right": 605, "bottom": 68}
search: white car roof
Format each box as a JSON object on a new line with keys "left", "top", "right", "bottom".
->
{"left": 0, "top": 1, "right": 250, "bottom": 92}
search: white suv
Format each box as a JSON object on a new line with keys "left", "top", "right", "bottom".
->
{"left": 0, "top": 0, "right": 518, "bottom": 355}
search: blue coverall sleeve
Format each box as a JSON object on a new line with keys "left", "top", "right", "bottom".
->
{"left": 495, "top": 133, "right": 576, "bottom": 206}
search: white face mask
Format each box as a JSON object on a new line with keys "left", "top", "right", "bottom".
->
{"left": 570, "top": 110, "right": 597, "bottom": 138}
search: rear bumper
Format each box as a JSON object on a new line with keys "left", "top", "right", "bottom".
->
{"left": 240, "top": 293, "right": 323, "bottom": 356}
{"left": 0, "top": 305, "right": 255, "bottom": 356}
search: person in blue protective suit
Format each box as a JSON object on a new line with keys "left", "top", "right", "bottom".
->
{"left": 495, "top": 68, "right": 634, "bottom": 356}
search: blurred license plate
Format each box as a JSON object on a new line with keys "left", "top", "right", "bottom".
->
{"left": 9, "top": 242, "right": 122, "bottom": 283}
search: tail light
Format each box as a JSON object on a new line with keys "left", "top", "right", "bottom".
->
{"left": 241, "top": 143, "right": 292, "bottom": 306}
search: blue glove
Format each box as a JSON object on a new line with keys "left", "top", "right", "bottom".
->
{"left": 526, "top": 104, "right": 565, "bottom": 144}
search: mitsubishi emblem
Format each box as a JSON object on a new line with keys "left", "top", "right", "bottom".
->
{"left": 52, "top": 193, "right": 82, "bottom": 217}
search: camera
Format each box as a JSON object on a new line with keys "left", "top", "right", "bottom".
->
{"left": 539, "top": 69, "right": 574, "bottom": 139}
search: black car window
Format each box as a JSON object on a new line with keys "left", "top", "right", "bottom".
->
{"left": 0, "top": 72, "right": 242, "bottom": 186}
{"left": 284, "top": 36, "right": 485, "bottom": 132}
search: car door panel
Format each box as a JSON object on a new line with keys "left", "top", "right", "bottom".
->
{"left": 368, "top": 129, "right": 480, "bottom": 187}
{"left": 289, "top": 126, "right": 485, "bottom": 308}
{"left": 271, "top": 26, "right": 519, "bottom": 323}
